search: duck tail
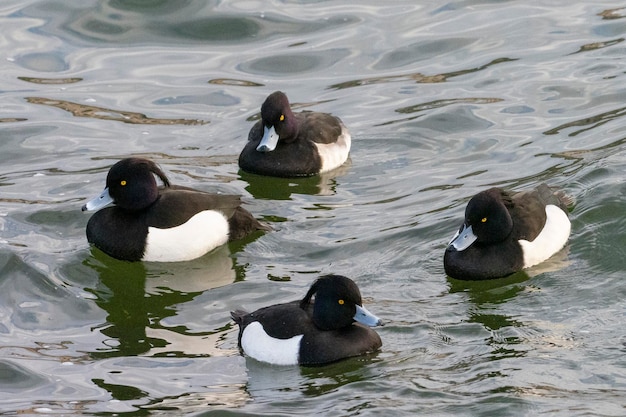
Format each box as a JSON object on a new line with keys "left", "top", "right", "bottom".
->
{"left": 537, "top": 183, "right": 575, "bottom": 212}
{"left": 230, "top": 309, "right": 248, "bottom": 324}
{"left": 228, "top": 207, "right": 272, "bottom": 241}
{"left": 554, "top": 189, "right": 575, "bottom": 211}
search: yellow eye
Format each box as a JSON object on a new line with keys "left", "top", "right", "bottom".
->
{"left": 279, "top": 114, "right": 285, "bottom": 121}
{"left": 338, "top": 299, "right": 344, "bottom": 305}
{"left": 481, "top": 217, "right": 487, "bottom": 223}
{"left": 120, "top": 180, "right": 127, "bottom": 186}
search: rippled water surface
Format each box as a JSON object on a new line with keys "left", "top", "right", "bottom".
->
{"left": 1, "top": 0, "right": 625, "bottom": 415}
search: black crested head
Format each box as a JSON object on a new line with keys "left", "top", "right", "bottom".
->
{"left": 106, "top": 158, "right": 170, "bottom": 212}
{"left": 300, "top": 274, "right": 363, "bottom": 331}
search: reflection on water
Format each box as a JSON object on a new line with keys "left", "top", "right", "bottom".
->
{"left": 240, "top": 49, "right": 352, "bottom": 76}
{"left": 598, "top": 7, "right": 626, "bottom": 20}
{"left": 328, "top": 57, "right": 517, "bottom": 89}
{"left": 447, "top": 274, "right": 530, "bottom": 364}
{"left": 83, "top": 245, "right": 236, "bottom": 358}
{"left": 243, "top": 352, "right": 381, "bottom": 400}
{"left": 239, "top": 162, "right": 350, "bottom": 200}
{"left": 15, "top": 51, "right": 68, "bottom": 72}
{"left": 89, "top": 356, "right": 249, "bottom": 411}
{"left": 544, "top": 105, "right": 626, "bottom": 136}
{"left": 0, "top": 360, "right": 48, "bottom": 392}
{"left": 447, "top": 272, "right": 530, "bottom": 298}
{"left": 208, "top": 78, "right": 265, "bottom": 87}
{"left": 395, "top": 97, "right": 504, "bottom": 115}
{"left": 85, "top": 253, "right": 166, "bottom": 358}
{"left": 0, "top": 252, "right": 100, "bottom": 331}
{"left": 26, "top": 97, "right": 206, "bottom": 125}
{"left": 1, "top": 0, "right": 625, "bottom": 414}
{"left": 18, "top": 76, "right": 82, "bottom": 84}
{"left": 23, "top": 0, "right": 359, "bottom": 47}
{"left": 570, "top": 37, "right": 624, "bottom": 54}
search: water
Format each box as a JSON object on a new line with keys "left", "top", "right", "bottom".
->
{"left": 0, "top": 0, "right": 625, "bottom": 415}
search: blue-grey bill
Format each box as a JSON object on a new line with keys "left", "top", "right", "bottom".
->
{"left": 256, "top": 125, "right": 279, "bottom": 152}
{"left": 82, "top": 188, "right": 113, "bottom": 211}
{"left": 354, "top": 304, "right": 383, "bottom": 327}
{"left": 449, "top": 223, "right": 477, "bottom": 251}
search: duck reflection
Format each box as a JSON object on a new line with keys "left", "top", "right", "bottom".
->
{"left": 239, "top": 162, "right": 350, "bottom": 200}
{"left": 449, "top": 272, "right": 529, "bottom": 332}
{"left": 83, "top": 244, "right": 236, "bottom": 358}
{"left": 447, "top": 272, "right": 530, "bottom": 362}
{"left": 243, "top": 353, "right": 379, "bottom": 398}
{"left": 447, "top": 245, "right": 570, "bottom": 357}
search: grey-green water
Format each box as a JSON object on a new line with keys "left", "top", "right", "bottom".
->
{"left": 0, "top": 0, "right": 625, "bottom": 415}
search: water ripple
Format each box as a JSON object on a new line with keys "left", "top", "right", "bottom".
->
{"left": 328, "top": 57, "right": 517, "bottom": 89}
{"left": 18, "top": 76, "right": 82, "bottom": 84}
{"left": 26, "top": 97, "right": 207, "bottom": 125}
{"left": 544, "top": 104, "right": 626, "bottom": 136}
{"left": 598, "top": 7, "right": 626, "bottom": 20}
{"left": 1, "top": 0, "right": 625, "bottom": 415}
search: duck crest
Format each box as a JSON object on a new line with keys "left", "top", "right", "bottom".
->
{"left": 299, "top": 279, "right": 318, "bottom": 310}
{"left": 444, "top": 184, "right": 572, "bottom": 280}
{"left": 142, "top": 158, "right": 171, "bottom": 187}
{"left": 499, "top": 189, "right": 514, "bottom": 208}
{"left": 239, "top": 91, "right": 351, "bottom": 177}
{"left": 83, "top": 157, "right": 269, "bottom": 262}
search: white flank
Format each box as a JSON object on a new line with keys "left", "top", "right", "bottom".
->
{"left": 241, "top": 321, "right": 302, "bottom": 365}
{"left": 143, "top": 210, "right": 229, "bottom": 262}
{"left": 519, "top": 205, "right": 571, "bottom": 268}
{"left": 315, "top": 128, "right": 351, "bottom": 173}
